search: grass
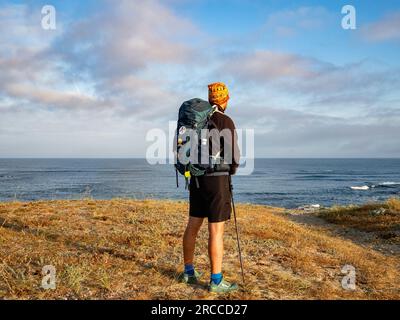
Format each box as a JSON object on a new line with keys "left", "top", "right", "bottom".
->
{"left": 0, "top": 199, "right": 399, "bottom": 300}
{"left": 388, "top": 198, "right": 400, "bottom": 212}
{"left": 317, "top": 198, "right": 400, "bottom": 244}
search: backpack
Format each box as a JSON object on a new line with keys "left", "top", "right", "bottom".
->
{"left": 174, "top": 98, "right": 217, "bottom": 187}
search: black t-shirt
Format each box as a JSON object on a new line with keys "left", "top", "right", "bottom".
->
{"left": 208, "top": 111, "right": 240, "bottom": 175}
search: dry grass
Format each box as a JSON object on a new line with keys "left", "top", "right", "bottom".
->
{"left": 317, "top": 198, "right": 400, "bottom": 244}
{"left": 388, "top": 198, "right": 400, "bottom": 212}
{"left": 0, "top": 199, "right": 399, "bottom": 300}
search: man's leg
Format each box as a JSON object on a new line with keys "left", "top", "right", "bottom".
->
{"left": 208, "top": 222, "right": 225, "bottom": 275}
{"left": 183, "top": 216, "right": 204, "bottom": 266}
{"left": 208, "top": 221, "right": 238, "bottom": 292}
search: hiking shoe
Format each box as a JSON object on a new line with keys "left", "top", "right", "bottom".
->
{"left": 178, "top": 270, "right": 202, "bottom": 284}
{"left": 209, "top": 278, "right": 239, "bottom": 293}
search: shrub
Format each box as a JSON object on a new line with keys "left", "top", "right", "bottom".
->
{"left": 387, "top": 198, "right": 400, "bottom": 213}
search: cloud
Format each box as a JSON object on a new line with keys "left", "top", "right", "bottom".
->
{"left": 0, "top": 3, "right": 103, "bottom": 112}
{"left": 0, "top": 107, "right": 155, "bottom": 157}
{"left": 221, "top": 50, "right": 324, "bottom": 80}
{"left": 51, "top": 0, "right": 201, "bottom": 78}
{"left": 361, "top": 12, "right": 400, "bottom": 43}
{"left": 3, "top": 82, "right": 112, "bottom": 111}
{"left": 248, "top": 106, "right": 400, "bottom": 158}
{"left": 0, "top": 1, "right": 399, "bottom": 157}
{"left": 0, "top": 0, "right": 200, "bottom": 118}
{"left": 47, "top": 0, "right": 204, "bottom": 119}
{"left": 219, "top": 50, "right": 400, "bottom": 114}
{"left": 0, "top": 0, "right": 209, "bottom": 157}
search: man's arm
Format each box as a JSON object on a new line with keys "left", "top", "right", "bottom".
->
{"left": 223, "top": 116, "right": 240, "bottom": 175}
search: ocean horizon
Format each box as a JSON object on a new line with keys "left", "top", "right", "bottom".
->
{"left": 1, "top": 158, "right": 399, "bottom": 208}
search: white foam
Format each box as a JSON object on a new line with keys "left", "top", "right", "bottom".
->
{"left": 350, "top": 186, "right": 370, "bottom": 190}
{"left": 379, "top": 182, "right": 400, "bottom": 186}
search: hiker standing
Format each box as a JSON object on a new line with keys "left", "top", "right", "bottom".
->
{"left": 178, "top": 83, "right": 240, "bottom": 293}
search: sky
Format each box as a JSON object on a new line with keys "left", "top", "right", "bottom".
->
{"left": 0, "top": 0, "right": 399, "bottom": 158}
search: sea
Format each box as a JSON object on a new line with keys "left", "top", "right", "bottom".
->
{"left": 0, "top": 158, "right": 399, "bottom": 208}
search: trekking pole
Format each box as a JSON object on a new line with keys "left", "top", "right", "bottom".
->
{"left": 229, "top": 175, "right": 245, "bottom": 284}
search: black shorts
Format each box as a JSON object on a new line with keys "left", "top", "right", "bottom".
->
{"left": 189, "top": 176, "right": 232, "bottom": 223}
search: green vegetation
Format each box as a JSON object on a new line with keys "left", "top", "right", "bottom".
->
{"left": 318, "top": 198, "right": 400, "bottom": 244}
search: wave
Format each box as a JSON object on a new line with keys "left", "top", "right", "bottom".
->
{"left": 350, "top": 186, "right": 370, "bottom": 191}
{"left": 379, "top": 182, "right": 400, "bottom": 186}
{"left": 349, "top": 182, "right": 400, "bottom": 191}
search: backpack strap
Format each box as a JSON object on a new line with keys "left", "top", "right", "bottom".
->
{"left": 207, "top": 105, "right": 219, "bottom": 130}
{"left": 209, "top": 105, "right": 218, "bottom": 119}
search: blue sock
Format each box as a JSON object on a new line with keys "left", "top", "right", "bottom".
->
{"left": 184, "top": 264, "right": 195, "bottom": 276}
{"left": 211, "top": 273, "right": 223, "bottom": 285}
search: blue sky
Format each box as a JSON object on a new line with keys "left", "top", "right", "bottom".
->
{"left": 0, "top": 0, "right": 399, "bottom": 157}
{"left": 172, "top": 0, "right": 400, "bottom": 63}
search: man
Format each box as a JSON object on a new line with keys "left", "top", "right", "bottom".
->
{"left": 180, "top": 82, "right": 240, "bottom": 293}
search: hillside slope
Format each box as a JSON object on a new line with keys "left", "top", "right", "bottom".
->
{"left": 0, "top": 199, "right": 399, "bottom": 299}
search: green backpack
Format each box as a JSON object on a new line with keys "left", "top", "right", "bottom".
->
{"left": 175, "top": 98, "right": 217, "bottom": 187}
